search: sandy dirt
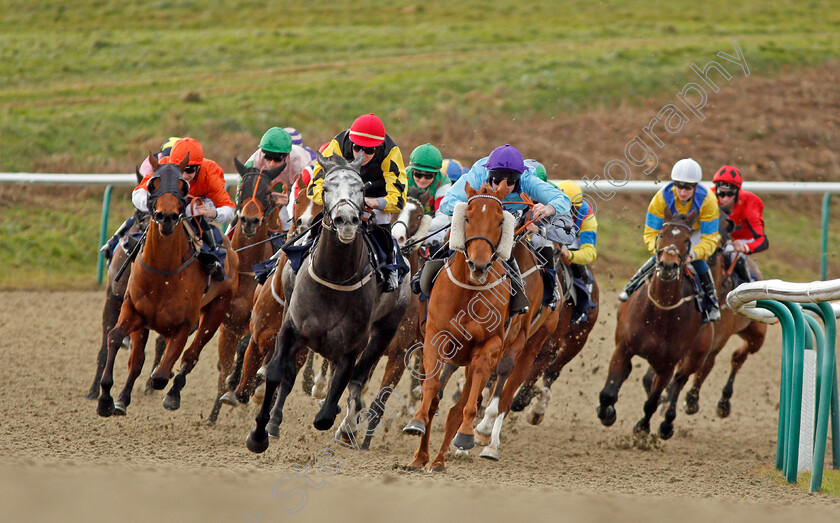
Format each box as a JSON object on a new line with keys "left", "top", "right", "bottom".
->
{"left": 1, "top": 289, "right": 838, "bottom": 521}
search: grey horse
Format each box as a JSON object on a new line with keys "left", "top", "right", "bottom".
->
{"left": 246, "top": 152, "right": 410, "bottom": 453}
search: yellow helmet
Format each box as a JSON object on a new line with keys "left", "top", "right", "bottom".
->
{"left": 557, "top": 180, "right": 584, "bottom": 207}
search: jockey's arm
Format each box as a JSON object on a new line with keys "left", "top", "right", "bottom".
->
{"left": 567, "top": 214, "right": 598, "bottom": 265}
{"left": 521, "top": 176, "right": 572, "bottom": 218}
{"left": 690, "top": 192, "right": 720, "bottom": 261}
{"left": 643, "top": 191, "right": 666, "bottom": 254}
{"left": 378, "top": 145, "right": 408, "bottom": 213}
{"left": 739, "top": 198, "right": 769, "bottom": 254}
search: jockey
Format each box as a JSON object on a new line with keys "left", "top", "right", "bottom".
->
{"left": 524, "top": 160, "right": 564, "bottom": 309}
{"left": 133, "top": 137, "right": 235, "bottom": 281}
{"left": 241, "top": 127, "right": 315, "bottom": 234}
{"left": 555, "top": 180, "right": 598, "bottom": 324}
{"left": 618, "top": 158, "right": 721, "bottom": 322}
{"left": 284, "top": 127, "right": 317, "bottom": 162}
{"left": 306, "top": 113, "right": 409, "bottom": 292}
{"left": 713, "top": 165, "right": 768, "bottom": 283}
{"left": 100, "top": 136, "right": 181, "bottom": 260}
{"left": 426, "top": 144, "right": 573, "bottom": 315}
{"left": 407, "top": 143, "right": 452, "bottom": 215}
{"left": 441, "top": 158, "right": 465, "bottom": 184}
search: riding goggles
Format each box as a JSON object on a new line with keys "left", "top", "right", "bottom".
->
{"left": 352, "top": 144, "right": 377, "bottom": 155}
{"left": 262, "top": 151, "right": 288, "bottom": 163}
{"left": 488, "top": 169, "right": 521, "bottom": 186}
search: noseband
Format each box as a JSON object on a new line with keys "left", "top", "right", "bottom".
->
{"left": 654, "top": 221, "right": 692, "bottom": 281}
{"left": 237, "top": 171, "right": 278, "bottom": 226}
{"left": 463, "top": 194, "right": 505, "bottom": 262}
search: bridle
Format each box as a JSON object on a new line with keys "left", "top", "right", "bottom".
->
{"left": 237, "top": 171, "right": 280, "bottom": 228}
{"left": 463, "top": 194, "right": 505, "bottom": 263}
{"left": 391, "top": 196, "right": 423, "bottom": 238}
{"left": 654, "top": 220, "right": 692, "bottom": 281}
{"left": 147, "top": 166, "right": 189, "bottom": 226}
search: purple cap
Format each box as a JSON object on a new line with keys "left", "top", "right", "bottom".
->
{"left": 485, "top": 144, "right": 525, "bottom": 173}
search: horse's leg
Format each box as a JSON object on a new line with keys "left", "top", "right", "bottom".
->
{"left": 642, "top": 366, "right": 656, "bottom": 395}
{"left": 144, "top": 336, "right": 166, "bottom": 395}
{"left": 475, "top": 353, "right": 515, "bottom": 442}
{"left": 113, "top": 328, "right": 149, "bottom": 416}
{"left": 301, "top": 350, "right": 316, "bottom": 395}
{"left": 86, "top": 280, "right": 122, "bottom": 400}
{"left": 98, "top": 299, "right": 144, "bottom": 417}
{"left": 313, "top": 351, "right": 356, "bottom": 431}
{"left": 164, "top": 294, "right": 232, "bottom": 411}
{"left": 438, "top": 362, "right": 458, "bottom": 400}
{"left": 683, "top": 339, "right": 724, "bottom": 415}
{"left": 451, "top": 336, "right": 501, "bottom": 453}
{"left": 429, "top": 366, "right": 474, "bottom": 472}
{"left": 361, "top": 348, "right": 409, "bottom": 450}
{"left": 235, "top": 334, "right": 266, "bottom": 404}
{"left": 205, "top": 323, "right": 242, "bottom": 425}
{"left": 225, "top": 333, "right": 251, "bottom": 393}
{"left": 511, "top": 336, "right": 558, "bottom": 412}
{"left": 597, "top": 341, "right": 634, "bottom": 426}
{"left": 246, "top": 320, "right": 304, "bottom": 453}
{"left": 660, "top": 359, "right": 700, "bottom": 439}
{"left": 408, "top": 380, "right": 441, "bottom": 471}
{"left": 634, "top": 368, "right": 673, "bottom": 435}
{"left": 528, "top": 322, "right": 589, "bottom": 425}
{"left": 404, "top": 335, "right": 445, "bottom": 440}
{"left": 312, "top": 356, "right": 330, "bottom": 399}
{"left": 719, "top": 322, "right": 767, "bottom": 418}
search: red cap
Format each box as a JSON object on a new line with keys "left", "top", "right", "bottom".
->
{"left": 713, "top": 165, "right": 743, "bottom": 189}
{"left": 168, "top": 137, "right": 204, "bottom": 166}
{"left": 349, "top": 113, "right": 386, "bottom": 147}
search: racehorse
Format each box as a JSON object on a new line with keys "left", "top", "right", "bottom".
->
{"left": 680, "top": 212, "right": 767, "bottom": 417}
{"left": 359, "top": 187, "right": 431, "bottom": 450}
{"left": 231, "top": 177, "right": 322, "bottom": 405}
{"left": 245, "top": 152, "right": 409, "bottom": 453}
{"left": 97, "top": 155, "right": 239, "bottom": 417}
{"left": 403, "top": 181, "right": 517, "bottom": 472}
{"left": 597, "top": 209, "right": 714, "bottom": 439}
{"left": 85, "top": 168, "right": 165, "bottom": 400}
{"left": 510, "top": 268, "right": 600, "bottom": 425}
{"left": 205, "top": 158, "right": 284, "bottom": 424}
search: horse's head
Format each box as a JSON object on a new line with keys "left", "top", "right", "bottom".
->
{"left": 292, "top": 178, "right": 323, "bottom": 233}
{"left": 146, "top": 154, "right": 190, "bottom": 236}
{"left": 233, "top": 157, "right": 283, "bottom": 237}
{"left": 450, "top": 181, "right": 515, "bottom": 284}
{"left": 655, "top": 207, "right": 696, "bottom": 281}
{"left": 318, "top": 152, "right": 365, "bottom": 244}
{"left": 392, "top": 187, "right": 431, "bottom": 247}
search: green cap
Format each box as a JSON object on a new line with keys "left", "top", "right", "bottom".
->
{"left": 408, "top": 143, "right": 443, "bottom": 175}
{"left": 259, "top": 127, "right": 292, "bottom": 154}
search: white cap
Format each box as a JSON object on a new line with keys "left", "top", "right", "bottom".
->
{"left": 671, "top": 158, "right": 702, "bottom": 183}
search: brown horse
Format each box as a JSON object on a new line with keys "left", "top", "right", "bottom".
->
{"left": 681, "top": 233, "right": 766, "bottom": 417}
{"left": 97, "top": 155, "right": 239, "bottom": 417}
{"left": 510, "top": 267, "right": 600, "bottom": 425}
{"left": 359, "top": 188, "right": 431, "bottom": 450}
{"left": 232, "top": 177, "right": 322, "bottom": 405}
{"left": 597, "top": 209, "right": 714, "bottom": 439}
{"left": 206, "top": 158, "right": 284, "bottom": 423}
{"left": 403, "top": 181, "right": 516, "bottom": 472}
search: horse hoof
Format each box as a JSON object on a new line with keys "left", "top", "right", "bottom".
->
{"left": 149, "top": 376, "right": 168, "bottom": 391}
{"left": 162, "top": 393, "right": 180, "bottom": 411}
{"left": 84, "top": 390, "right": 98, "bottom": 401}
{"left": 474, "top": 431, "right": 491, "bottom": 446}
{"left": 267, "top": 421, "right": 280, "bottom": 439}
{"left": 253, "top": 384, "right": 265, "bottom": 404}
{"left": 97, "top": 396, "right": 114, "bottom": 417}
{"left": 717, "top": 399, "right": 731, "bottom": 418}
{"left": 113, "top": 401, "right": 127, "bottom": 416}
{"left": 313, "top": 411, "right": 336, "bottom": 431}
{"left": 633, "top": 420, "right": 650, "bottom": 435}
{"left": 246, "top": 428, "right": 269, "bottom": 454}
{"left": 510, "top": 391, "right": 532, "bottom": 412}
{"left": 479, "top": 445, "right": 500, "bottom": 461}
{"left": 402, "top": 419, "right": 426, "bottom": 437}
{"left": 659, "top": 422, "right": 674, "bottom": 440}
{"left": 684, "top": 400, "right": 699, "bottom": 415}
{"left": 220, "top": 391, "right": 238, "bottom": 407}
{"left": 527, "top": 411, "right": 545, "bottom": 426}
{"left": 597, "top": 405, "right": 616, "bottom": 427}
{"left": 429, "top": 464, "right": 446, "bottom": 473}
{"left": 452, "top": 432, "right": 475, "bottom": 451}
{"left": 312, "top": 384, "right": 327, "bottom": 400}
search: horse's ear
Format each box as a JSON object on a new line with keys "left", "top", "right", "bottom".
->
{"left": 663, "top": 206, "right": 672, "bottom": 223}
{"left": 179, "top": 152, "right": 190, "bottom": 172}
{"left": 348, "top": 152, "right": 365, "bottom": 171}
{"left": 495, "top": 179, "right": 513, "bottom": 199}
{"left": 234, "top": 157, "right": 247, "bottom": 176}
{"left": 135, "top": 166, "right": 143, "bottom": 184}
{"left": 419, "top": 189, "right": 431, "bottom": 207}
{"left": 685, "top": 208, "right": 697, "bottom": 227}
{"left": 317, "top": 151, "right": 335, "bottom": 172}
{"left": 465, "top": 182, "right": 478, "bottom": 199}
{"left": 149, "top": 153, "right": 159, "bottom": 172}
{"left": 265, "top": 161, "right": 286, "bottom": 181}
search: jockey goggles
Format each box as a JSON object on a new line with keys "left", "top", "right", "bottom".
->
{"left": 673, "top": 181, "right": 696, "bottom": 191}
{"left": 183, "top": 164, "right": 199, "bottom": 175}
{"left": 262, "top": 150, "right": 288, "bottom": 163}
{"left": 412, "top": 170, "right": 436, "bottom": 180}
{"left": 352, "top": 143, "right": 377, "bottom": 155}
{"left": 488, "top": 168, "right": 521, "bottom": 186}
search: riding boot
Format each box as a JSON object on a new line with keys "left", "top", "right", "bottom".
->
{"left": 698, "top": 269, "right": 721, "bottom": 322}
{"left": 506, "top": 256, "right": 530, "bottom": 315}
{"left": 618, "top": 256, "right": 656, "bottom": 302}
{"left": 199, "top": 225, "right": 225, "bottom": 281}
{"left": 100, "top": 216, "right": 136, "bottom": 259}
{"left": 538, "top": 246, "right": 562, "bottom": 309}
{"left": 734, "top": 255, "right": 752, "bottom": 283}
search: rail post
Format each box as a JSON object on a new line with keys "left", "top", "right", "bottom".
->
{"left": 96, "top": 185, "right": 114, "bottom": 285}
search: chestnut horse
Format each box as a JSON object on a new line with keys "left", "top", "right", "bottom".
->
{"left": 206, "top": 158, "right": 284, "bottom": 423}
{"left": 510, "top": 267, "right": 600, "bottom": 425}
{"left": 232, "top": 177, "right": 322, "bottom": 405}
{"left": 246, "top": 152, "right": 409, "bottom": 453}
{"left": 403, "top": 181, "right": 517, "bottom": 472}
{"left": 597, "top": 209, "right": 714, "bottom": 439}
{"left": 681, "top": 219, "right": 766, "bottom": 418}
{"left": 97, "top": 156, "right": 239, "bottom": 417}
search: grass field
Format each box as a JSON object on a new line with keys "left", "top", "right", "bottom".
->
{"left": 1, "top": 0, "right": 839, "bottom": 288}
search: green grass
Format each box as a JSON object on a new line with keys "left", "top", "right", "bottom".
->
{"left": 761, "top": 465, "right": 840, "bottom": 498}
{"left": 1, "top": 0, "right": 839, "bottom": 288}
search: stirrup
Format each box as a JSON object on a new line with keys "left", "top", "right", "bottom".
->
{"left": 382, "top": 271, "right": 399, "bottom": 293}
{"left": 618, "top": 290, "right": 630, "bottom": 302}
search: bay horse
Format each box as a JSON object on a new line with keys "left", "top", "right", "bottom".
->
{"left": 97, "top": 155, "right": 239, "bottom": 417}
{"left": 680, "top": 213, "right": 767, "bottom": 418}
{"left": 246, "top": 152, "right": 409, "bottom": 453}
{"left": 597, "top": 208, "right": 714, "bottom": 439}
{"left": 85, "top": 168, "right": 165, "bottom": 400}
{"left": 403, "top": 181, "right": 518, "bottom": 472}
{"left": 231, "top": 176, "right": 322, "bottom": 405}
{"left": 359, "top": 187, "right": 431, "bottom": 450}
{"left": 205, "top": 158, "right": 284, "bottom": 424}
{"left": 510, "top": 267, "right": 600, "bottom": 425}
